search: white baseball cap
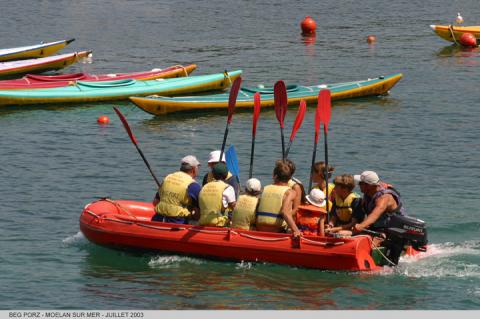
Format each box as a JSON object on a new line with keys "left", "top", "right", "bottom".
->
{"left": 245, "top": 178, "right": 262, "bottom": 193}
{"left": 181, "top": 155, "right": 200, "bottom": 167}
{"left": 354, "top": 171, "right": 380, "bottom": 185}
{"left": 208, "top": 150, "right": 226, "bottom": 163}
{"left": 306, "top": 188, "right": 326, "bottom": 207}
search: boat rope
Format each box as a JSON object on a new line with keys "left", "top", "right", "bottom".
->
{"left": 238, "top": 233, "right": 290, "bottom": 241}
{"left": 103, "top": 198, "right": 138, "bottom": 220}
{"left": 85, "top": 210, "right": 100, "bottom": 218}
{"left": 224, "top": 70, "right": 232, "bottom": 86}
{"left": 448, "top": 25, "right": 459, "bottom": 44}
{"left": 103, "top": 217, "right": 134, "bottom": 225}
{"left": 301, "top": 237, "right": 345, "bottom": 246}
{"left": 189, "top": 228, "right": 230, "bottom": 234}
{"left": 137, "top": 223, "right": 186, "bottom": 231}
{"left": 371, "top": 241, "right": 396, "bottom": 266}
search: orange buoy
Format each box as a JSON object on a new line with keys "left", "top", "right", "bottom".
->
{"left": 301, "top": 16, "right": 316, "bottom": 35}
{"left": 367, "top": 35, "right": 376, "bottom": 44}
{"left": 97, "top": 115, "right": 110, "bottom": 124}
{"left": 459, "top": 32, "right": 477, "bottom": 47}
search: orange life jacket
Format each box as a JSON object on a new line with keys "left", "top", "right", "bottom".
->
{"left": 296, "top": 204, "right": 327, "bottom": 235}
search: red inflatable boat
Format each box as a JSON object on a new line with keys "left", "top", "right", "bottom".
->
{"left": 80, "top": 199, "right": 427, "bottom": 272}
{"left": 0, "top": 64, "right": 196, "bottom": 89}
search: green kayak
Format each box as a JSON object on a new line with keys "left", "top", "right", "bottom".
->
{"left": 130, "top": 73, "right": 402, "bottom": 115}
{"left": 0, "top": 70, "right": 242, "bottom": 106}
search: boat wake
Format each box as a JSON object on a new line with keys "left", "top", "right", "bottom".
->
{"left": 148, "top": 255, "right": 205, "bottom": 269}
{"left": 391, "top": 240, "right": 480, "bottom": 278}
{"left": 62, "top": 231, "right": 88, "bottom": 246}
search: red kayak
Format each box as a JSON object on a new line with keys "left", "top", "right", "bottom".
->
{"left": 80, "top": 199, "right": 428, "bottom": 271}
{"left": 0, "top": 64, "right": 197, "bottom": 89}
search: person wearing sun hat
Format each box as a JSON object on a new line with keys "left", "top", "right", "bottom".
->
{"left": 296, "top": 188, "right": 328, "bottom": 236}
{"left": 231, "top": 178, "right": 262, "bottom": 230}
{"left": 198, "top": 162, "right": 237, "bottom": 227}
{"left": 202, "top": 150, "right": 240, "bottom": 200}
{"left": 153, "top": 155, "right": 202, "bottom": 224}
{"left": 353, "top": 170, "right": 406, "bottom": 233}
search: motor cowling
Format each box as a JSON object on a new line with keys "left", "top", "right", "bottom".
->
{"left": 381, "top": 215, "right": 428, "bottom": 265}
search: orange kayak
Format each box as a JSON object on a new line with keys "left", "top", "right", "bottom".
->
{"left": 80, "top": 199, "right": 427, "bottom": 271}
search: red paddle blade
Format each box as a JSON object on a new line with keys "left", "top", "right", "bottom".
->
{"left": 289, "top": 99, "right": 306, "bottom": 142}
{"left": 274, "top": 80, "right": 287, "bottom": 128}
{"left": 252, "top": 92, "right": 261, "bottom": 136}
{"left": 319, "top": 89, "right": 332, "bottom": 133}
{"left": 113, "top": 106, "right": 137, "bottom": 145}
{"left": 227, "top": 76, "right": 242, "bottom": 124}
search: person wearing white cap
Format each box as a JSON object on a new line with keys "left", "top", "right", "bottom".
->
{"left": 256, "top": 160, "right": 302, "bottom": 238}
{"left": 296, "top": 188, "right": 328, "bottom": 236}
{"left": 152, "top": 155, "right": 202, "bottom": 224}
{"left": 231, "top": 178, "right": 262, "bottom": 230}
{"left": 202, "top": 150, "right": 240, "bottom": 200}
{"left": 353, "top": 170, "right": 406, "bottom": 233}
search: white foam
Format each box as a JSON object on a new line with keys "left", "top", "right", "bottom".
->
{"left": 394, "top": 241, "right": 480, "bottom": 278}
{"left": 148, "top": 255, "right": 204, "bottom": 268}
{"left": 236, "top": 260, "right": 254, "bottom": 270}
{"left": 62, "top": 231, "right": 87, "bottom": 245}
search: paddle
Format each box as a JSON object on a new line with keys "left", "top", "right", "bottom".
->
{"left": 226, "top": 145, "right": 240, "bottom": 182}
{"left": 308, "top": 93, "right": 323, "bottom": 193}
{"left": 113, "top": 107, "right": 161, "bottom": 187}
{"left": 219, "top": 76, "right": 242, "bottom": 162}
{"left": 319, "top": 90, "right": 332, "bottom": 222}
{"left": 249, "top": 92, "right": 261, "bottom": 178}
{"left": 274, "top": 80, "right": 288, "bottom": 159}
{"left": 285, "top": 99, "right": 306, "bottom": 158}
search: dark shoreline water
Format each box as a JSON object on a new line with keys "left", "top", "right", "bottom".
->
{"left": 1, "top": 0, "right": 479, "bottom": 310}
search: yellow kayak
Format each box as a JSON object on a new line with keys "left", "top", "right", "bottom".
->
{"left": 0, "top": 39, "right": 75, "bottom": 62}
{"left": 430, "top": 25, "right": 480, "bottom": 42}
{"left": 0, "top": 51, "right": 92, "bottom": 78}
{"left": 130, "top": 73, "right": 402, "bottom": 116}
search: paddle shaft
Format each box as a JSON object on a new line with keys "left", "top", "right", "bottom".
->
{"left": 249, "top": 135, "right": 256, "bottom": 179}
{"left": 324, "top": 131, "right": 330, "bottom": 223}
{"left": 219, "top": 123, "right": 230, "bottom": 162}
{"left": 280, "top": 127, "right": 285, "bottom": 159}
{"left": 308, "top": 134, "right": 318, "bottom": 193}
{"left": 113, "top": 107, "right": 161, "bottom": 188}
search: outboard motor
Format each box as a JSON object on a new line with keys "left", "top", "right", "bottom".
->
{"left": 382, "top": 214, "right": 428, "bottom": 265}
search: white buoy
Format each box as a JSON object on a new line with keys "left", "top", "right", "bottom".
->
{"left": 456, "top": 12, "right": 464, "bottom": 24}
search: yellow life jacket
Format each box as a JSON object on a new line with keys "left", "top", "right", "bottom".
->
{"left": 313, "top": 182, "right": 335, "bottom": 196}
{"left": 256, "top": 184, "right": 290, "bottom": 229}
{"left": 206, "top": 171, "right": 233, "bottom": 184}
{"left": 334, "top": 192, "right": 359, "bottom": 223}
{"left": 199, "top": 180, "right": 229, "bottom": 227}
{"left": 155, "top": 171, "right": 194, "bottom": 217}
{"left": 231, "top": 194, "right": 258, "bottom": 230}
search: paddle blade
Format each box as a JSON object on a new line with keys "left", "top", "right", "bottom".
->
{"left": 289, "top": 99, "right": 306, "bottom": 142}
{"left": 274, "top": 80, "right": 287, "bottom": 128}
{"left": 113, "top": 106, "right": 137, "bottom": 145}
{"left": 319, "top": 89, "right": 332, "bottom": 133}
{"left": 226, "top": 145, "right": 240, "bottom": 180}
{"left": 253, "top": 92, "right": 261, "bottom": 136}
{"left": 227, "top": 76, "right": 242, "bottom": 124}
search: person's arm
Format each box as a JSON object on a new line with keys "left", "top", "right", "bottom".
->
{"left": 187, "top": 182, "right": 202, "bottom": 220}
{"left": 223, "top": 185, "right": 237, "bottom": 210}
{"left": 354, "top": 194, "right": 390, "bottom": 231}
{"left": 291, "top": 184, "right": 302, "bottom": 216}
{"left": 281, "top": 189, "right": 302, "bottom": 238}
